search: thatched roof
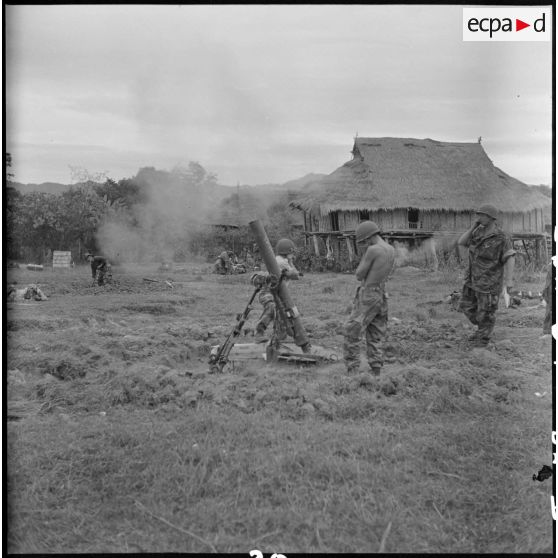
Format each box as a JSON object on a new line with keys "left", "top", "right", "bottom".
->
{"left": 290, "top": 137, "right": 550, "bottom": 215}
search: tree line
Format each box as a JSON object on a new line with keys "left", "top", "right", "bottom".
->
{"left": 6, "top": 158, "right": 304, "bottom": 264}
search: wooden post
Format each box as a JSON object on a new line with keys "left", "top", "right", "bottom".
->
{"left": 345, "top": 237, "right": 354, "bottom": 263}
{"left": 522, "top": 239, "right": 531, "bottom": 263}
{"left": 535, "top": 237, "right": 547, "bottom": 268}
{"left": 312, "top": 235, "right": 320, "bottom": 256}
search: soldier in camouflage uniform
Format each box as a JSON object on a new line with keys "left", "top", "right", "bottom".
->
{"left": 343, "top": 221, "right": 395, "bottom": 376}
{"left": 458, "top": 204, "right": 515, "bottom": 347}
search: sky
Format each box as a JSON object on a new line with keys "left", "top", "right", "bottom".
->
{"left": 5, "top": 4, "right": 554, "bottom": 187}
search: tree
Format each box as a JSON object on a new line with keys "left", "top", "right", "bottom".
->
{"left": 60, "top": 185, "right": 117, "bottom": 254}
{"left": 265, "top": 192, "right": 305, "bottom": 247}
{"left": 6, "top": 186, "right": 21, "bottom": 258}
{"left": 68, "top": 165, "right": 110, "bottom": 185}
{"left": 5, "top": 152, "right": 14, "bottom": 180}
{"left": 171, "top": 161, "right": 218, "bottom": 187}
{"left": 7, "top": 184, "right": 116, "bottom": 262}
{"left": 9, "top": 191, "right": 64, "bottom": 261}
{"left": 92, "top": 177, "right": 147, "bottom": 207}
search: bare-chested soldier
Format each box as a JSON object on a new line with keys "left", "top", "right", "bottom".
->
{"left": 343, "top": 221, "right": 395, "bottom": 376}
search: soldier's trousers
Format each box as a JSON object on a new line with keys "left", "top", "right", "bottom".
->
{"left": 343, "top": 286, "right": 388, "bottom": 371}
{"left": 256, "top": 291, "right": 275, "bottom": 332}
{"left": 458, "top": 285, "right": 499, "bottom": 342}
{"left": 256, "top": 291, "right": 289, "bottom": 340}
{"left": 95, "top": 268, "right": 106, "bottom": 286}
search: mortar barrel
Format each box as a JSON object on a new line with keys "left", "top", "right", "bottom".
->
{"left": 249, "top": 219, "right": 311, "bottom": 352}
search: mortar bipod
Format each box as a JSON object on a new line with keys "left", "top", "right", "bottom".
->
{"left": 208, "top": 285, "right": 261, "bottom": 373}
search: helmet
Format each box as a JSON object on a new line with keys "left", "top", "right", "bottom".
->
{"left": 355, "top": 220, "right": 380, "bottom": 243}
{"left": 476, "top": 204, "right": 498, "bottom": 220}
{"left": 275, "top": 238, "right": 295, "bottom": 256}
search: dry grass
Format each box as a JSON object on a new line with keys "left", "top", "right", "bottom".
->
{"left": 6, "top": 261, "right": 554, "bottom": 553}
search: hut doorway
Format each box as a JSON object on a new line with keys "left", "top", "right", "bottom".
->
{"left": 408, "top": 208, "right": 420, "bottom": 229}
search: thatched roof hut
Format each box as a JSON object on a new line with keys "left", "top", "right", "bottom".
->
{"left": 291, "top": 137, "right": 550, "bottom": 218}
{"left": 289, "top": 137, "right": 551, "bottom": 268}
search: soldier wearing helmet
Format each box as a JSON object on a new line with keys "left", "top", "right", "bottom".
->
{"left": 457, "top": 204, "right": 515, "bottom": 347}
{"left": 343, "top": 221, "right": 395, "bottom": 376}
{"left": 253, "top": 237, "right": 302, "bottom": 339}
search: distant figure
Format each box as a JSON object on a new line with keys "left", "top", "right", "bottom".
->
{"left": 542, "top": 261, "right": 553, "bottom": 337}
{"left": 343, "top": 221, "right": 395, "bottom": 376}
{"left": 213, "top": 250, "right": 232, "bottom": 275}
{"left": 85, "top": 252, "right": 110, "bottom": 286}
{"left": 245, "top": 250, "right": 255, "bottom": 269}
{"left": 457, "top": 204, "right": 515, "bottom": 347}
{"left": 252, "top": 238, "right": 302, "bottom": 340}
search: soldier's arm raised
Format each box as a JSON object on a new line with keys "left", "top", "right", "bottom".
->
{"left": 458, "top": 222, "right": 480, "bottom": 247}
{"left": 355, "top": 246, "right": 375, "bottom": 282}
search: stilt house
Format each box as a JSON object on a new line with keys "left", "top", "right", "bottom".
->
{"left": 289, "top": 137, "right": 551, "bottom": 267}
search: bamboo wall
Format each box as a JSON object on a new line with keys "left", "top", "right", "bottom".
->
{"left": 306, "top": 207, "right": 545, "bottom": 234}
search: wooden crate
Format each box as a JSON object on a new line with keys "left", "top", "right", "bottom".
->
{"left": 53, "top": 251, "right": 72, "bottom": 268}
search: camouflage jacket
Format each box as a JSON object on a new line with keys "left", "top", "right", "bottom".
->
{"left": 463, "top": 224, "right": 515, "bottom": 294}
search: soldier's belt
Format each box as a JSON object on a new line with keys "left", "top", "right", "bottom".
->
{"left": 364, "top": 283, "right": 386, "bottom": 292}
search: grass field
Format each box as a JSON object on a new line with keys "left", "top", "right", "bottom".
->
{"left": 6, "top": 259, "right": 555, "bottom": 553}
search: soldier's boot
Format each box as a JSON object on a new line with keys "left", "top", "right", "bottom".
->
{"left": 254, "top": 325, "right": 269, "bottom": 343}
{"left": 467, "top": 331, "right": 480, "bottom": 342}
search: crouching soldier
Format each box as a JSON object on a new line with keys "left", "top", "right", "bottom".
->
{"left": 343, "top": 221, "right": 395, "bottom": 376}
{"left": 253, "top": 238, "right": 302, "bottom": 340}
{"left": 213, "top": 250, "right": 233, "bottom": 275}
{"left": 85, "top": 252, "right": 110, "bottom": 286}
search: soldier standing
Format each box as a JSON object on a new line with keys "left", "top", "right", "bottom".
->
{"left": 458, "top": 204, "right": 515, "bottom": 347}
{"left": 343, "top": 221, "right": 395, "bottom": 376}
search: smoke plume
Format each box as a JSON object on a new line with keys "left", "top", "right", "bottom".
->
{"left": 94, "top": 165, "right": 221, "bottom": 263}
